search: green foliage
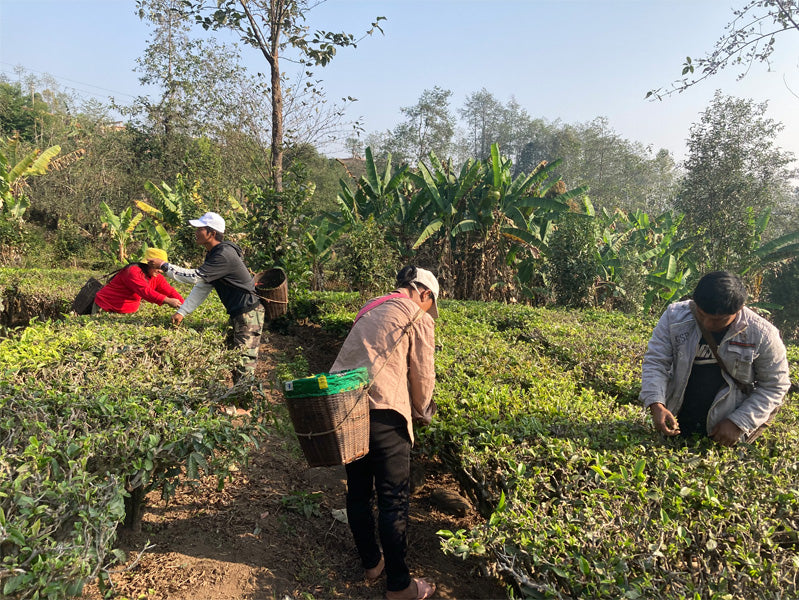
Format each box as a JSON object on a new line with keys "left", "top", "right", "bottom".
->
{"left": 0, "top": 212, "right": 29, "bottom": 266}
{"left": 52, "top": 214, "right": 92, "bottom": 263}
{"left": 379, "top": 86, "right": 456, "bottom": 165}
{"left": 0, "top": 137, "right": 63, "bottom": 266}
{"left": 99, "top": 202, "right": 143, "bottom": 265}
{"left": 238, "top": 159, "right": 323, "bottom": 282}
{"left": 335, "top": 146, "right": 410, "bottom": 257}
{"left": 274, "top": 347, "right": 310, "bottom": 386}
{"left": 763, "top": 258, "right": 799, "bottom": 340}
{"left": 401, "top": 144, "right": 591, "bottom": 302}
{"left": 302, "top": 217, "right": 341, "bottom": 291}
{"left": 0, "top": 441, "right": 125, "bottom": 599}
{"left": 545, "top": 213, "right": 600, "bottom": 307}
{"left": 136, "top": 176, "right": 204, "bottom": 264}
{"left": 675, "top": 92, "right": 796, "bottom": 273}
{"left": 331, "top": 216, "right": 399, "bottom": 297}
{"left": 0, "top": 137, "right": 61, "bottom": 213}
{"left": 596, "top": 208, "right": 697, "bottom": 314}
{"left": 280, "top": 490, "right": 323, "bottom": 519}
{"left": 289, "top": 288, "right": 361, "bottom": 335}
{"left": 0, "top": 81, "right": 57, "bottom": 143}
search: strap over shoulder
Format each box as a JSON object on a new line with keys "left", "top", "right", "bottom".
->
{"left": 353, "top": 292, "right": 407, "bottom": 324}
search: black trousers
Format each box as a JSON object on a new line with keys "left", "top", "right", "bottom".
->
{"left": 345, "top": 409, "right": 412, "bottom": 592}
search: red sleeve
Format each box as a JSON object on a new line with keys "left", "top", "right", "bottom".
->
{"left": 153, "top": 273, "right": 184, "bottom": 303}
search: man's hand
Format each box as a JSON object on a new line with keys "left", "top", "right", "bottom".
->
{"left": 164, "top": 297, "right": 182, "bottom": 309}
{"left": 171, "top": 313, "right": 184, "bottom": 326}
{"left": 649, "top": 402, "right": 681, "bottom": 436}
{"left": 148, "top": 258, "right": 165, "bottom": 269}
{"left": 709, "top": 419, "right": 742, "bottom": 447}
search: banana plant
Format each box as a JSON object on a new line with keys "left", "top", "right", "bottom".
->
{"left": 594, "top": 207, "right": 697, "bottom": 312}
{"left": 137, "top": 181, "right": 187, "bottom": 230}
{"left": 139, "top": 219, "right": 172, "bottom": 253}
{"left": 100, "top": 202, "right": 144, "bottom": 265}
{"left": 3, "top": 194, "right": 30, "bottom": 221}
{"left": 406, "top": 154, "right": 484, "bottom": 284}
{"left": 303, "top": 217, "right": 342, "bottom": 291}
{"left": 0, "top": 137, "right": 61, "bottom": 213}
{"left": 739, "top": 214, "right": 799, "bottom": 300}
{"left": 493, "top": 142, "right": 591, "bottom": 298}
{"left": 643, "top": 253, "right": 698, "bottom": 313}
{"left": 334, "top": 147, "right": 410, "bottom": 252}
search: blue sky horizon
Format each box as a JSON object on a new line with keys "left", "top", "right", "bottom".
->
{"left": 2, "top": 0, "right": 799, "bottom": 164}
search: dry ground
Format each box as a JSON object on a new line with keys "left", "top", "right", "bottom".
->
{"left": 79, "top": 322, "right": 507, "bottom": 600}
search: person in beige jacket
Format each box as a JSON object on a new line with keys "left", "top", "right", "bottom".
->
{"left": 330, "top": 266, "right": 439, "bottom": 600}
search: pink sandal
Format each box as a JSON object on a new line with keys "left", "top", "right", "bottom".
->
{"left": 385, "top": 578, "right": 436, "bottom": 600}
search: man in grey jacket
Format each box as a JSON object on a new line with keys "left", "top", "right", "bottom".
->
{"left": 640, "top": 271, "right": 790, "bottom": 446}
{"left": 148, "top": 212, "right": 265, "bottom": 383}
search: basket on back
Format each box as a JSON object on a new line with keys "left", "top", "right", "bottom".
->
{"left": 283, "top": 367, "right": 370, "bottom": 467}
{"left": 254, "top": 267, "right": 288, "bottom": 320}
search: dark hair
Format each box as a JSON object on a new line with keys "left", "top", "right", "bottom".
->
{"left": 396, "top": 265, "right": 418, "bottom": 287}
{"left": 137, "top": 262, "right": 156, "bottom": 278}
{"left": 692, "top": 271, "right": 747, "bottom": 315}
{"left": 206, "top": 226, "right": 224, "bottom": 242}
{"left": 395, "top": 265, "right": 431, "bottom": 295}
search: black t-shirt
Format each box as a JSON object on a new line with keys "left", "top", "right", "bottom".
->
{"left": 678, "top": 330, "right": 726, "bottom": 436}
{"left": 197, "top": 241, "right": 260, "bottom": 317}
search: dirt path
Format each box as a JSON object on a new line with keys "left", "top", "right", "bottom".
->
{"left": 80, "top": 323, "right": 506, "bottom": 600}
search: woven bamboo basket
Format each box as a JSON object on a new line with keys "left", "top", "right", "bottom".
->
{"left": 254, "top": 267, "right": 288, "bottom": 320}
{"left": 283, "top": 369, "right": 370, "bottom": 467}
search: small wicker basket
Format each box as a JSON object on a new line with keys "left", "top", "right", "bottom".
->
{"left": 254, "top": 267, "right": 288, "bottom": 320}
{"left": 283, "top": 368, "right": 370, "bottom": 467}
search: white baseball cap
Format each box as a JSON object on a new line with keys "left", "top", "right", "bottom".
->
{"left": 411, "top": 267, "right": 440, "bottom": 319}
{"left": 189, "top": 212, "right": 226, "bottom": 233}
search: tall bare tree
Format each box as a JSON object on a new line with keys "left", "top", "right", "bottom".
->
{"left": 172, "top": 0, "right": 383, "bottom": 191}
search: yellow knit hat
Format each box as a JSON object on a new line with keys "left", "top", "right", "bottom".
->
{"left": 143, "top": 247, "right": 168, "bottom": 262}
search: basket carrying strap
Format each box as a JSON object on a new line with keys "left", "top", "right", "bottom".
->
{"left": 296, "top": 306, "right": 425, "bottom": 439}
{"left": 261, "top": 297, "right": 288, "bottom": 305}
{"left": 353, "top": 292, "right": 407, "bottom": 324}
{"left": 101, "top": 265, "right": 127, "bottom": 282}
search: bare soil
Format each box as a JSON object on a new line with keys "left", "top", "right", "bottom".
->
{"left": 80, "top": 322, "right": 506, "bottom": 600}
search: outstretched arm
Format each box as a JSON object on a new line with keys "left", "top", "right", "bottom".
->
{"left": 175, "top": 280, "right": 214, "bottom": 317}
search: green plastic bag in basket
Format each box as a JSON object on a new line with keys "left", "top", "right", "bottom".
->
{"left": 283, "top": 367, "right": 369, "bottom": 398}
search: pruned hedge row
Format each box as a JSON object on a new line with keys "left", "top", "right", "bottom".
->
{"left": 0, "top": 267, "right": 87, "bottom": 328}
{"left": 301, "top": 292, "right": 799, "bottom": 600}
{"left": 0, "top": 271, "right": 268, "bottom": 599}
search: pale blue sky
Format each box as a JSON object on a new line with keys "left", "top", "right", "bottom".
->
{"left": 2, "top": 0, "right": 799, "bottom": 163}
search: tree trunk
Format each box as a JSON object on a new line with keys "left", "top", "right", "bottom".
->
{"left": 239, "top": 0, "right": 284, "bottom": 191}
{"left": 123, "top": 484, "right": 146, "bottom": 533}
{"left": 271, "top": 52, "right": 284, "bottom": 192}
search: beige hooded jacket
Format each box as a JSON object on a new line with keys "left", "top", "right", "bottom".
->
{"left": 331, "top": 292, "right": 436, "bottom": 444}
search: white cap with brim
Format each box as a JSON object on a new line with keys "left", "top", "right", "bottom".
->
{"left": 189, "top": 211, "right": 226, "bottom": 233}
{"left": 412, "top": 267, "right": 440, "bottom": 319}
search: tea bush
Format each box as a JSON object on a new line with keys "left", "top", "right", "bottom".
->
{"left": 0, "top": 275, "right": 269, "bottom": 599}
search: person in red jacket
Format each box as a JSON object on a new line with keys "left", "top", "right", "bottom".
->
{"left": 93, "top": 248, "right": 184, "bottom": 314}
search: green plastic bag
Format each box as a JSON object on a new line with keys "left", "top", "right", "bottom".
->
{"left": 283, "top": 367, "right": 369, "bottom": 398}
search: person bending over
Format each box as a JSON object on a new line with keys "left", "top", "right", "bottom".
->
{"left": 93, "top": 247, "right": 183, "bottom": 314}
{"left": 148, "top": 212, "right": 264, "bottom": 382}
{"left": 330, "top": 265, "right": 440, "bottom": 600}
